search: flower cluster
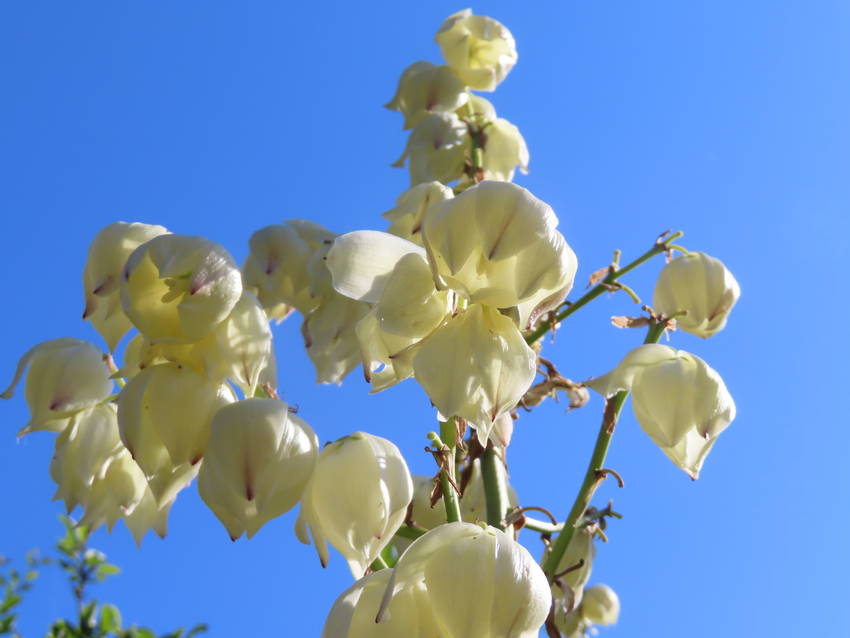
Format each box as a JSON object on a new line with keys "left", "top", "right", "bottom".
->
{"left": 1, "top": 9, "right": 745, "bottom": 638}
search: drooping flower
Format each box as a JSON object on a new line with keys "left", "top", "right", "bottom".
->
{"left": 82, "top": 222, "right": 169, "bottom": 351}
{"left": 393, "top": 112, "right": 469, "bottom": 186}
{"left": 435, "top": 10, "right": 518, "bottom": 91}
{"left": 2, "top": 338, "right": 114, "bottom": 435}
{"left": 381, "top": 522, "right": 551, "bottom": 638}
{"left": 382, "top": 181, "right": 454, "bottom": 245}
{"left": 198, "top": 399, "right": 319, "bottom": 540}
{"left": 117, "top": 363, "right": 233, "bottom": 504}
{"left": 653, "top": 251, "right": 740, "bottom": 338}
{"left": 295, "top": 432, "right": 413, "bottom": 578}
{"left": 588, "top": 344, "right": 736, "bottom": 478}
{"left": 121, "top": 234, "right": 243, "bottom": 343}
{"left": 385, "top": 61, "right": 469, "bottom": 130}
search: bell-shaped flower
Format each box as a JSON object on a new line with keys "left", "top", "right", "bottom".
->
{"left": 49, "top": 404, "right": 124, "bottom": 513}
{"left": 381, "top": 522, "right": 551, "bottom": 638}
{"left": 198, "top": 399, "right": 319, "bottom": 540}
{"left": 295, "top": 431, "right": 413, "bottom": 578}
{"left": 242, "top": 221, "right": 336, "bottom": 317}
{"left": 302, "top": 293, "right": 369, "bottom": 385}
{"left": 382, "top": 181, "right": 454, "bottom": 245}
{"left": 326, "top": 231, "right": 452, "bottom": 390}
{"left": 588, "top": 344, "right": 736, "bottom": 478}
{"left": 481, "top": 117, "right": 529, "bottom": 182}
{"left": 83, "top": 222, "right": 169, "bottom": 351}
{"left": 2, "top": 338, "right": 114, "bottom": 435}
{"left": 459, "top": 457, "right": 518, "bottom": 523}
{"left": 117, "top": 362, "right": 233, "bottom": 504}
{"left": 115, "top": 292, "right": 274, "bottom": 395}
{"left": 121, "top": 234, "right": 243, "bottom": 343}
{"left": 422, "top": 181, "right": 577, "bottom": 328}
{"left": 408, "top": 474, "right": 446, "bottom": 530}
{"left": 653, "top": 251, "right": 741, "bottom": 338}
{"left": 322, "top": 569, "right": 440, "bottom": 638}
{"left": 385, "top": 61, "right": 469, "bottom": 130}
{"left": 120, "top": 485, "right": 173, "bottom": 546}
{"left": 393, "top": 112, "right": 468, "bottom": 186}
{"left": 413, "top": 304, "right": 536, "bottom": 444}
{"left": 581, "top": 584, "right": 620, "bottom": 627}
{"left": 459, "top": 94, "right": 498, "bottom": 122}
{"left": 545, "top": 524, "right": 596, "bottom": 615}
{"left": 435, "top": 10, "right": 517, "bottom": 91}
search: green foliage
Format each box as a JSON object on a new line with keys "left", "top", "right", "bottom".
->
{"left": 2, "top": 517, "right": 207, "bottom": 638}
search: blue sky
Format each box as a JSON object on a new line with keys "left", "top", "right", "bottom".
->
{"left": 1, "top": 1, "right": 848, "bottom": 636}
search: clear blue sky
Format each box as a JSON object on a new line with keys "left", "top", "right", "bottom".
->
{"left": 1, "top": 2, "right": 848, "bottom": 636}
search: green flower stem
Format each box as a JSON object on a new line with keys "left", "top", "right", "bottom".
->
{"left": 370, "top": 554, "right": 389, "bottom": 572}
{"left": 438, "top": 419, "right": 463, "bottom": 524}
{"left": 522, "top": 517, "right": 564, "bottom": 535}
{"left": 394, "top": 524, "right": 428, "bottom": 541}
{"left": 525, "top": 231, "right": 684, "bottom": 345}
{"left": 482, "top": 444, "right": 509, "bottom": 530}
{"left": 541, "top": 321, "right": 667, "bottom": 580}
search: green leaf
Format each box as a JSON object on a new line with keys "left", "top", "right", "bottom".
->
{"left": 100, "top": 603, "right": 122, "bottom": 634}
{"left": 132, "top": 628, "right": 156, "bottom": 638}
{"left": 0, "top": 616, "right": 15, "bottom": 634}
{"left": 0, "top": 595, "right": 21, "bottom": 614}
{"left": 185, "top": 625, "right": 208, "bottom": 637}
{"left": 96, "top": 564, "right": 121, "bottom": 582}
{"left": 80, "top": 600, "right": 97, "bottom": 629}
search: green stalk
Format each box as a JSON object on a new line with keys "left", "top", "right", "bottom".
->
{"left": 541, "top": 322, "right": 666, "bottom": 580}
{"left": 481, "top": 444, "right": 509, "bottom": 530}
{"left": 525, "top": 232, "right": 683, "bottom": 345}
{"left": 439, "top": 419, "right": 462, "bottom": 524}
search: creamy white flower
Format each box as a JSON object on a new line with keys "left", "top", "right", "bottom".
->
{"left": 198, "top": 399, "right": 319, "bottom": 540}
{"left": 322, "top": 569, "right": 439, "bottom": 638}
{"left": 581, "top": 584, "right": 620, "bottom": 626}
{"left": 588, "top": 344, "right": 736, "bottom": 478}
{"left": 423, "top": 181, "right": 577, "bottom": 327}
{"left": 413, "top": 304, "right": 536, "bottom": 444}
{"left": 393, "top": 112, "right": 469, "bottom": 186}
{"left": 386, "top": 61, "right": 469, "bottom": 130}
{"left": 49, "top": 404, "right": 124, "bottom": 513}
{"left": 460, "top": 458, "right": 518, "bottom": 523}
{"left": 242, "top": 221, "right": 336, "bottom": 317}
{"left": 302, "top": 293, "right": 369, "bottom": 385}
{"left": 121, "top": 234, "right": 243, "bottom": 343}
{"left": 295, "top": 432, "right": 413, "bottom": 578}
{"left": 435, "top": 9, "right": 518, "bottom": 91}
{"left": 381, "top": 522, "right": 550, "bottom": 638}
{"left": 653, "top": 251, "right": 741, "bottom": 338}
{"left": 481, "top": 117, "right": 529, "bottom": 182}
{"left": 382, "top": 182, "right": 454, "bottom": 245}
{"left": 117, "top": 363, "right": 233, "bottom": 504}
{"left": 408, "top": 474, "right": 446, "bottom": 531}
{"left": 460, "top": 94, "right": 497, "bottom": 122}
{"left": 2, "top": 338, "right": 114, "bottom": 435}
{"left": 83, "top": 222, "right": 169, "bottom": 351}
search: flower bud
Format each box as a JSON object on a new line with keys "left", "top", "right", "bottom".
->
{"left": 83, "top": 222, "right": 169, "bottom": 350}
{"left": 198, "top": 399, "right": 319, "bottom": 540}
{"left": 117, "top": 363, "right": 233, "bottom": 504}
{"left": 393, "top": 112, "right": 468, "bottom": 186}
{"left": 459, "top": 458, "right": 518, "bottom": 523}
{"left": 121, "top": 234, "right": 242, "bottom": 343}
{"left": 481, "top": 117, "right": 529, "bottom": 182}
{"left": 460, "top": 95, "right": 497, "bottom": 122}
{"left": 409, "top": 474, "right": 446, "bottom": 531}
{"left": 653, "top": 251, "right": 740, "bottom": 338}
{"left": 2, "top": 338, "right": 114, "bottom": 435}
{"left": 588, "top": 344, "right": 736, "bottom": 478}
{"left": 435, "top": 10, "right": 518, "bottom": 91}
{"left": 295, "top": 432, "right": 413, "bottom": 578}
{"left": 242, "top": 221, "right": 336, "bottom": 317}
{"left": 382, "top": 522, "right": 551, "bottom": 638}
{"left": 422, "top": 181, "right": 577, "bottom": 327}
{"left": 382, "top": 182, "right": 454, "bottom": 245}
{"left": 385, "top": 61, "right": 469, "bottom": 130}
{"left": 322, "top": 570, "right": 439, "bottom": 638}
{"left": 581, "top": 584, "right": 620, "bottom": 626}
{"left": 545, "top": 525, "right": 596, "bottom": 614}
{"left": 413, "top": 304, "right": 536, "bottom": 444}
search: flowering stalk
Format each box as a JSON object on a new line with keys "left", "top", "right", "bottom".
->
{"left": 437, "top": 419, "right": 462, "bottom": 523}
{"left": 481, "top": 444, "right": 509, "bottom": 530}
{"left": 541, "top": 320, "right": 667, "bottom": 581}
{"left": 525, "top": 231, "right": 684, "bottom": 345}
